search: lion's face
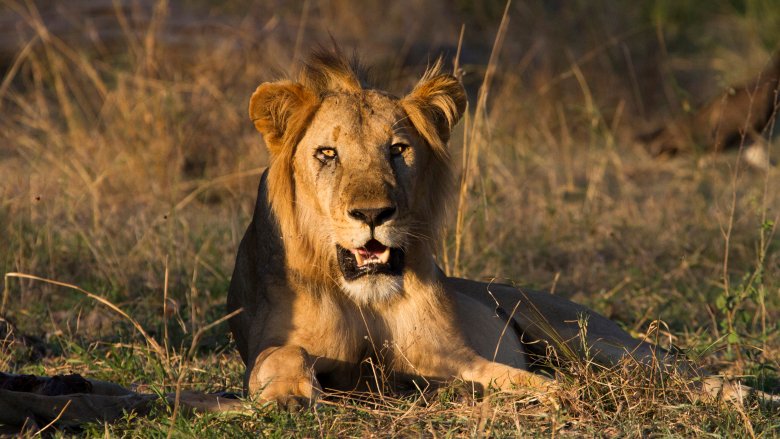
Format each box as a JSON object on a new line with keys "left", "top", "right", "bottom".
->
{"left": 248, "top": 53, "right": 466, "bottom": 304}
{"left": 292, "top": 91, "right": 430, "bottom": 301}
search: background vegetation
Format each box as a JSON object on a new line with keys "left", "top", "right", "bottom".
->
{"left": 1, "top": 0, "right": 778, "bottom": 435}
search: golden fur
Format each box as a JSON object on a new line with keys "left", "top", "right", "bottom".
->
{"left": 227, "top": 49, "right": 767, "bottom": 408}
{"left": 249, "top": 52, "right": 458, "bottom": 283}
{"left": 228, "top": 49, "right": 556, "bottom": 405}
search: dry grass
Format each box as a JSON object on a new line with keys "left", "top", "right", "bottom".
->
{"left": 1, "top": 0, "right": 779, "bottom": 436}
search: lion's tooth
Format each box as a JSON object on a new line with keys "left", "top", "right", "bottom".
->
{"left": 353, "top": 250, "right": 365, "bottom": 266}
{"left": 378, "top": 247, "right": 391, "bottom": 264}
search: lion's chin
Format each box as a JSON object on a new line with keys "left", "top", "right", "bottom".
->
{"left": 337, "top": 240, "right": 405, "bottom": 303}
{"left": 340, "top": 275, "right": 403, "bottom": 303}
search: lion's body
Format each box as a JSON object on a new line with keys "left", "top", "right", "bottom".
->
{"left": 228, "top": 50, "right": 664, "bottom": 406}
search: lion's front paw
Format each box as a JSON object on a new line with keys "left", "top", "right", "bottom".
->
{"left": 508, "top": 371, "right": 557, "bottom": 391}
{"left": 248, "top": 345, "right": 322, "bottom": 411}
{"left": 505, "top": 371, "right": 561, "bottom": 409}
{"left": 256, "top": 372, "right": 322, "bottom": 411}
{"left": 466, "top": 362, "right": 561, "bottom": 408}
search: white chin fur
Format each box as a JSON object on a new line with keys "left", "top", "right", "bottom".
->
{"left": 341, "top": 275, "right": 403, "bottom": 304}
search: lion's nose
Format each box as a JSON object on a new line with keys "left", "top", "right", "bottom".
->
{"left": 348, "top": 206, "right": 396, "bottom": 228}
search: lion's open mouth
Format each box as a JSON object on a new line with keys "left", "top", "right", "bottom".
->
{"left": 337, "top": 239, "right": 404, "bottom": 281}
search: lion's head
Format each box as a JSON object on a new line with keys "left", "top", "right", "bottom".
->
{"left": 249, "top": 50, "right": 466, "bottom": 304}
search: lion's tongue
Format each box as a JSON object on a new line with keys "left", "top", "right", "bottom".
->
{"left": 351, "top": 240, "right": 390, "bottom": 267}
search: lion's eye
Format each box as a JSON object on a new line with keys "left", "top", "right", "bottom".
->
{"left": 316, "top": 146, "right": 338, "bottom": 163}
{"left": 390, "top": 143, "right": 408, "bottom": 157}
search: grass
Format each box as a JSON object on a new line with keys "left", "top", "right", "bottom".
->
{"left": 1, "top": 0, "right": 779, "bottom": 436}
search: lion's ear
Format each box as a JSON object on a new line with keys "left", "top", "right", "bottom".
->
{"left": 249, "top": 81, "right": 317, "bottom": 156}
{"left": 400, "top": 68, "right": 466, "bottom": 154}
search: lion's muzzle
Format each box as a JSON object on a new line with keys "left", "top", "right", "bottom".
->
{"left": 347, "top": 206, "right": 396, "bottom": 229}
{"left": 337, "top": 239, "right": 404, "bottom": 281}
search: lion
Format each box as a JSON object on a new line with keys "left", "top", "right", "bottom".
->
{"left": 227, "top": 48, "right": 772, "bottom": 409}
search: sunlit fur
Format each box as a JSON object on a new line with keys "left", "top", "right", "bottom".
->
{"left": 231, "top": 48, "right": 558, "bottom": 405}
{"left": 230, "top": 48, "right": 770, "bottom": 409}
{"left": 250, "top": 49, "right": 464, "bottom": 293}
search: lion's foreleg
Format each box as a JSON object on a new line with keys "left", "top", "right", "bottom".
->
{"left": 246, "top": 345, "right": 322, "bottom": 409}
{"left": 459, "top": 358, "right": 554, "bottom": 393}
{"left": 456, "top": 358, "right": 560, "bottom": 407}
